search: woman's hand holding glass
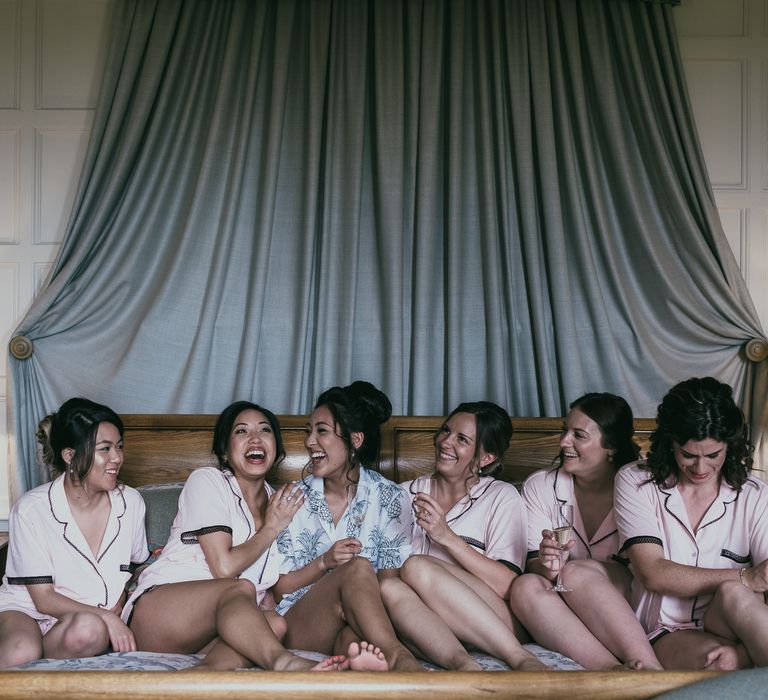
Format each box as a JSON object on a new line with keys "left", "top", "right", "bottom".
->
{"left": 413, "top": 489, "right": 449, "bottom": 547}
{"left": 320, "top": 538, "right": 363, "bottom": 571}
{"left": 538, "top": 528, "right": 575, "bottom": 576}
{"left": 541, "top": 504, "right": 575, "bottom": 592}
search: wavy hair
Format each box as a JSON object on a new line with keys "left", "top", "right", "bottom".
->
{"left": 646, "top": 377, "right": 753, "bottom": 490}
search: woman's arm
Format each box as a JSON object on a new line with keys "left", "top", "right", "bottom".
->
{"left": 626, "top": 541, "right": 768, "bottom": 596}
{"left": 199, "top": 483, "right": 304, "bottom": 578}
{"left": 271, "top": 538, "right": 361, "bottom": 598}
{"left": 415, "top": 492, "right": 516, "bottom": 599}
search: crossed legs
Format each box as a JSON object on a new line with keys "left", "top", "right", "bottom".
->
{"left": 129, "top": 578, "right": 329, "bottom": 671}
{"left": 654, "top": 580, "right": 768, "bottom": 670}
{"left": 283, "top": 557, "right": 423, "bottom": 672}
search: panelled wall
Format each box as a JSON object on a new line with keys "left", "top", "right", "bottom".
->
{"left": 0, "top": 0, "right": 767, "bottom": 519}
{"left": 0, "top": 0, "right": 112, "bottom": 518}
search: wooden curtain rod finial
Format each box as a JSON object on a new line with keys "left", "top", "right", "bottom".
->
{"left": 745, "top": 338, "right": 768, "bottom": 363}
{"left": 9, "top": 335, "right": 33, "bottom": 360}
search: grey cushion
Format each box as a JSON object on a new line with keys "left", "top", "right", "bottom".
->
{"left": 136, "top": 482, "right": 184, "bottom": 553}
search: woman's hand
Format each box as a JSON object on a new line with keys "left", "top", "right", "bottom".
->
{"left": 100, "top": 610, "right": 137, "bottom": 652}
{"left": 742, "top": 560, "right": 768, "bottom": 593}
{"left": 537, "top": 528, "right": 575, "bottom": 577}
{"left": 413, "top": 493, "right": 452, "bottom": 546}
{"left": 264, "top": 483, "right": 305, "bottom": 536}
{"left": 321, "top": 538, "right": 362, "bottom": 570}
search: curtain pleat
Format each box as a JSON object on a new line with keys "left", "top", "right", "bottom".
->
{"left": 8, "top": 0, "right": 765, "bottom": 496}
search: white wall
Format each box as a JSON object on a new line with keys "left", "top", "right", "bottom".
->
{"left": 0, "top": 0, "right": 112, "bottom": 518}
{"left": 676, "top": 0, "right": 768, "bottom": 327}
{"left": 0, "top": 0, "right": 765, "bottom": 519}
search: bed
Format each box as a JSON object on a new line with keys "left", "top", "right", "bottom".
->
{"left": 0, "top": 414, "right": 718, "bottom": 698}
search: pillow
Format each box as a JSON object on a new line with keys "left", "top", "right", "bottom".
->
{"left": 136, "top": 482, "right": 184, "bottom": 553}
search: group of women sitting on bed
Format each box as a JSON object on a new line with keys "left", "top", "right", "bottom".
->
{"left": 0, "top": 376, "right": 766, "bottom": 673}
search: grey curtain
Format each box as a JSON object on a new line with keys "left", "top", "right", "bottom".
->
{"left": 8, "top": 0, "right": 765, "bottom": 496}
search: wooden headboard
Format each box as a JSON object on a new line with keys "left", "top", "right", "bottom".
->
{"left": 119, "top": 415, "right": 657, "bottom": 487}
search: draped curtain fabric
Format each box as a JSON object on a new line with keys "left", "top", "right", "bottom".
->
{"left": 8, "top": 0, "right": 765, "bottom": 496}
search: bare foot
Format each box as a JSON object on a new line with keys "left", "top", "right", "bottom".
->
{"left": 273, "top": 651, "right": 342, "bottom": 672}
{"left": 704, "top": 645, "right": 741, "bottom": 671}
{"left": 314, "top": 654, "right": 348, "bottom": 671}
{"left": 347, "top": 641, "right": 389, "bottom": 671}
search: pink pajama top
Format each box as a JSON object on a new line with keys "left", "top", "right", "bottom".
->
{"left": 123, "top": 467, "right": 280, "bottom": 622}
{"left": 0, "top": 475, "right": 148, "bottom": 634}
{"left": 403, "top": 475, "right": 527, "bottom": 576}
{"left": 522, "top": 467, "right": 619, "bottom": 564}
{"left": 614, "top": 461, "right": 768, "bottom": 636}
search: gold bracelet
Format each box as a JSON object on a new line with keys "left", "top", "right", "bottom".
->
{"left": 739, "top": 567, "right": 749, "bottom": 588}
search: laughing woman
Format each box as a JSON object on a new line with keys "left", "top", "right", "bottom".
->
{"left": 273, "top": 381, "right": 424, "bottom": 672}
{"left": 508, "top": 393, "right": 663, "bottom": 670}
{"left": 0, "top": 398, "right": 148, "bottom": 668}
{"left": 124, "top": 401, "right": 339, "bottom": 672}
{"left": 379, "top": 401, "right": 547, "bottom": 671}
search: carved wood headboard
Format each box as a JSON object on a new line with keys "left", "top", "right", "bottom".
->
{"left": 119, "top": 415, "right": 657, "bottom": 487}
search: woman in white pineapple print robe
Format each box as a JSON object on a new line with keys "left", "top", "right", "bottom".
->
{"left": 272, "top": 382, "right": 423, "bottom": 672}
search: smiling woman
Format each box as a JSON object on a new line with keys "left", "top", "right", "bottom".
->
{"left": 615, "top": 377, "right": 768, "bottom": 670}
{"left": 122, "top": 401, "right": 339, "bottom": 672}
{"left": 0, "top": 398, "right": 148, "bottom": 668}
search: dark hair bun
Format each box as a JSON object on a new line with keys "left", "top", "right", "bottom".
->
{"left": 347, "top": 380, "right": 392, "bottom": 426}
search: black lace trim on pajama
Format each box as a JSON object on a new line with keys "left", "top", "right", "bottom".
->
{"left": 618, "top": 535, "right": 662, "bottom": 555}
{"left": 8, "top": 576, "right": 54, "bottom": 585}
{"left": 181, "top": 525, "right": 233, "bottom": 544}
{"left": 460, "top": 535, "right": 486, "bottom": 551}
{"left": 721, "top": 549, "right": 751, "bottom": 565}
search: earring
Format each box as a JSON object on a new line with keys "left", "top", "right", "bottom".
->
{"left": 608, "top": 454, "right": 614, "bottom": 463}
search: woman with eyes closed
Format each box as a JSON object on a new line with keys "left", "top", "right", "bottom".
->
{"left": 378, "top": 401, "right": 547, "bottom": 671}
{"left": 124, "top": 401, "right": 343, "bottom": 672}
{"left": 614, "top": 377, "right": 768, "bottom": 671}
{"left": 508, "top": 393, "right": 663, "bottom": 670}
{"left": 0, "top": 398, "right": 147, "bottom": 668}
{"left": 272, "top": 381, "right": 423, "bottom": 672}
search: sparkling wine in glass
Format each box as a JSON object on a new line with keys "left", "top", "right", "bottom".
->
{"left": 411, "top": 476, "right": 435, "bottom": 554}
{"left": 549, "top": 504, "right": 574, "bottom": 593}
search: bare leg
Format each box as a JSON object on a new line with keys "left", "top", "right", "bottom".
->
{"left": 510, "top": 571, "right": 620, "bottom": 669}
{"left": 400, "top": 556, "right": 545, "bottom": 670}
{"left": 130, "top": 578, "right": 329, "bottom": 671}
{"left": 195, "top": 639, "right": 253, "bottom": 670}
{"left": 380, "top": 576, "right": 481, "bottom": 670}
{"left": 41, "top": 612, "right": 110, "bottom": 659}
{"left": 283, "top": 557, "right": 423, "bottom": 672}
{"left": 653, "top": 629, "right": 747, "bottom": 671}
{"left": 557, "top": 560, "right": 663, "bottom": 670}
{"left": 0, "top": 612, "right": 44, "bottom": 668}
{"left": 704, "top": 581, "right": 768, "bottom": 666}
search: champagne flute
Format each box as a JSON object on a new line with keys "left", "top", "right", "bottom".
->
{"left": 548, "top": 504, "right": 574, "bottom": 593}
{"left": 410, "top": 476, "right": 435, "bottom": 555}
